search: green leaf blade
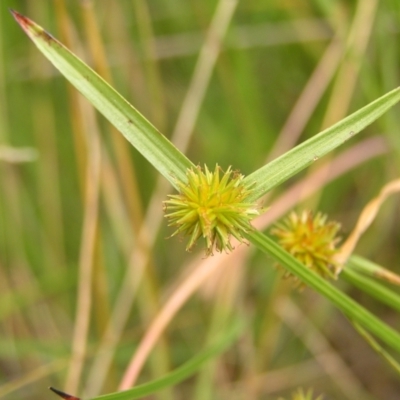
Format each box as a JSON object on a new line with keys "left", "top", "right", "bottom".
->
{"left": 342, "top": 256, "right": 400, "bottom": 313}
{"left": 11, "top": 9, "right": 194, "bottom": 187}
{"left": 246, "top": 230, "right": 400, "bottom": 353}
{"left": 244, "top": 87, "right": 400, "bottom": 201}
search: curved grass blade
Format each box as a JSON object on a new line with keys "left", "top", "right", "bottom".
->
{"left": 10, "top": 9, "right": 194, "bottom": 188}
{"left": 342, "top": 256, "right": 400, "bottom": 313}
{"left": 89, "top": 320, "right": 243, "bottom": 400}
{"left": 244, "top": 87, "right": 400, "bottom": 201}
{"left": 246, "top": 230, "right": 400, "bottom": 353}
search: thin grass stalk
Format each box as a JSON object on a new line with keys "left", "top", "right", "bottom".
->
{"left": 276, "top": 299, "right": 374, "bottom": 400}
{"left": 136, "top": 276, "right": 175, "bottom": 400}
{"left": 0, "top": 9, "right": 20, "bottom": 265}
{"left": 0, "top": 165, "right": 27, "bottom": 268}
{"left": 32, "top": 94, "right": 66, "bottom": 269}
{"left": 215, "top": 51, "right": 270, "bottom": 153}
{"left": 266, "top": 37, "right": 344, "bottom": 161}
{"left": 65, "top": 100, "right": 102, "bottom": 393}
{"left": 84, "top": 222, "right": 154, "bottom": 397}
{"left": 79, "top": 0, "right": 144, "bottom": 228}
{"left": 194, "top": 260, "right": 244, "bottom": 400}
{"left": 133, "top": 0, "right": 166, "bottom": 129}
{"left": 254, "top": 282, "right": 288, "bottom": 380}
{"left": 53, "top": 0, "right": 87, "bottom": 198}
{"left": 92, "top": 229, "right": 111, "bottom": 337}
{"left": 193, "top": 307, "right": 231, "bottom": 400}
{"left": 1, "top": 268, "right": 26, "bottom": 374}
{"left": 376, "top": 9, "right": 400, "bottom": 166}
{"left": 322, "top": 0, "right": 378, "bottom": 128}
{"left": 0, "top": 8, "right": 9, "bottom": 143}
{"left": 99, "top": 150, "right": 134, "bottom": 252}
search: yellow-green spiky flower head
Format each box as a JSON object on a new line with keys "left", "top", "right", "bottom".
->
{"left": 164, "top": 164, "right": 259, "bottom": 255}
{"left": 271, "top": 210, "right": 341, "bottom": 280}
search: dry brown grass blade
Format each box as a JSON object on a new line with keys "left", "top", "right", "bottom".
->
{"left": 65, "top": 96, "right": 102, "bottom": 393}
{"left": 335, "top": 178, "right": 400, "bottom": 269}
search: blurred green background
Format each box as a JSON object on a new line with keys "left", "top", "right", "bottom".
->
{"left": 1, "top": 1, "right": 400, "bottom": 399}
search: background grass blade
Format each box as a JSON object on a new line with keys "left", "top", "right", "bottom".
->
{"left": 11, "top": 9, "right": 194, "bottom": 187}
{"left": 89, "top": 320, "right": 243, "bottom": 400}
{"left": 244, "top": 87, "right": 400, "bottom": 201}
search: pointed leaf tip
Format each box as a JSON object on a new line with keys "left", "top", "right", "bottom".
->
{"left": 49, "top": 387, "right": 81, "bottom": 400}
{"left": 10, "top": 9, "right": 55, "bottom": 44}
{"left": 9, "top": 7, "right": 193, "bottom": 185}
{"left": 9, "top": 9, "right": 31, "bottom": 29}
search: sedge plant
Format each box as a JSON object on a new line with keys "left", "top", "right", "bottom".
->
{"left": 11, "top": 8, "right": 400, "bottom": 400}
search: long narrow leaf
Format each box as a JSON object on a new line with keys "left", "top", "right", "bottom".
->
{"left": 11, "top": 10, "right": 194, "bottom": 187}
{"left": 244, "top": 87, "right": 400, "bottom": 201}
{"left": 246, "top": 230, "right": 400, "bottom": 353}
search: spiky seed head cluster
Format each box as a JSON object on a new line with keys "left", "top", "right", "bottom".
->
{"left": 164, "top": 164, "right": 259, "bottom": 255}
{"left": 271, "top": 210, "right": 341, "bottom": 280}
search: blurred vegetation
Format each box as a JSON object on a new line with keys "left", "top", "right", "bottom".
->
{"left": 1, "top": 1, "right": 400, "bottom": 399}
